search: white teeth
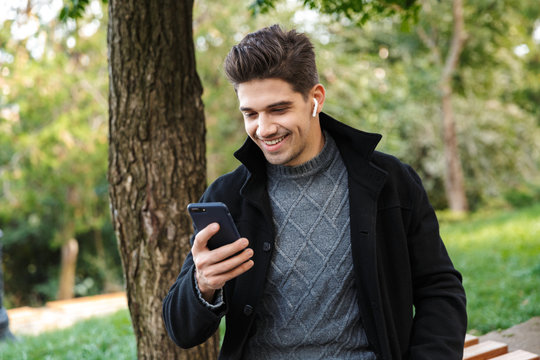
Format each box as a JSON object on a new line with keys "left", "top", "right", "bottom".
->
{"left": 264, "top": 136, "right": 285, "bottom": 145}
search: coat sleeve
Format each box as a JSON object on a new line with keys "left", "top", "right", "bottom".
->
{"left": 405, "top": 166, "right": 467, "bottom": 360}
{"left": 162, "top": 236, "right": 226, "bottom": 349}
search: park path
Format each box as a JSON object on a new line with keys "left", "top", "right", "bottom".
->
{"left": 6, "top": 292, "right": 127, "bottom": 336}
{"left": 479, "top": 317, "right": 540, "bottom": 355}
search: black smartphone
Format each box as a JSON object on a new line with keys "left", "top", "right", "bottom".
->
{"left": 187, "top": 202, "right": 241, "bottom": 250}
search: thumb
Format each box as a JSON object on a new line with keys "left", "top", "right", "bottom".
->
{"left": 192, "top": 222, "right": 220, "bottom": 252}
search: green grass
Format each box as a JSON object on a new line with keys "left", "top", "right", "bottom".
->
{"left": 440, "top": 203, "right": 540, "bottom": 334}
{"left": 1, "top": 204, "right": 538, "bottom": 357}
{"left": 0, "top": 310, "right": 136, "bottom": 360}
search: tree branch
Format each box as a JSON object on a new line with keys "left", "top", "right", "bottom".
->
{"left": 441, "top": 0, "right": 467, "bottom": 89}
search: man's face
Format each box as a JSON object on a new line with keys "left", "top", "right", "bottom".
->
{"left": 237, "top": 78, "right": 324, "bottom": 167}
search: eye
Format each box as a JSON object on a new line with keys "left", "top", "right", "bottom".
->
{"left": 243, "top": 112, "right": 257, "bottom": 119}
{"left": 270, "top": 107, "right": 287, "bottom": 114}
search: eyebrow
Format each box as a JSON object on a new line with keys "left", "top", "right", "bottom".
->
{"left": 239, "top": 101, "right": 294, "bottom": 112}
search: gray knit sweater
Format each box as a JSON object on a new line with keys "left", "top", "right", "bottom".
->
{"left": 242, "top": 134, "right": 376, "bottom": 360}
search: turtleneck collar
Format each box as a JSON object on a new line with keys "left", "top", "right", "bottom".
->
{"left": 266, "top": 131, "right": 338, "bottom": 179}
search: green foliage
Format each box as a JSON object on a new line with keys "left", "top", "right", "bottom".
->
{"left": 455, "top": 97, "right": 539, "bottom": 209}
{"left": 0, "top": 310, "right": 136, "bottom": 359}
{"left": 250, "top": 0, "right": 420, "bottom": 25}
{"left": 60, "top": 0, "right": 108, "bottom": 22}
{"left": 0, "top": 2, "right": 122, "bottom": 306}
{"left": 441, "top": 204, "right": 540, "bottom": 333}
{"left": 503, "top": 183, "right": 540, "bottom": 208}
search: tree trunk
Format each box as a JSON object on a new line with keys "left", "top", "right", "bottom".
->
{"left": 107, "top": 1, "right": 218, "bottom": 359}
{"left": 57, "top": 238, "right": 79, "bottom": 300}
{"left": 439, "top": 0, "right": 468, "bottom": 212}
{"left": 440, "top": 84, "right": 468, "bottom": 212}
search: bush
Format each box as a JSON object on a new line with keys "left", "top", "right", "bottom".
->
{"left": 503, "top": 183, "right": 540, "bottom": 208}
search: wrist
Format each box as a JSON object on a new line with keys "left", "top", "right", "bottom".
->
{"left": 195, "top": 271, "right": 216, "bottom": 302}
{"left": 199, "top": 287, "right": 216, "bottom": 303}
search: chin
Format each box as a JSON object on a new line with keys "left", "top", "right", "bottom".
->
{"left": 264, "top": 154, "right": 288, "bottom": 166}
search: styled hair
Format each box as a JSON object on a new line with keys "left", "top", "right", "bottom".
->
{"left": 224, "top": 24, "right": 319, "bottom": 99}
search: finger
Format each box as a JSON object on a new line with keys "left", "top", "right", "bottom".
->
{"left": 210, "top": 237, "right": 250, "bottom": 262}
{"left": 196, "top": 255, "right": 254, "bottom": 293}
{"left": 195, "top": 241, "right": 253, "bottom": 293}
{"left": 205, "top": 259, "right": 255, "bottom": 289}
{"left": 206, "top": 247, "right": 254, "bottom": 276}
{"left": 192, "top": 223, "right": 220, "bottom": 253}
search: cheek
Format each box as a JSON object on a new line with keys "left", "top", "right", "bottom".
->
{"left": 244, "top": 120, "right": 256, "bottom": 137}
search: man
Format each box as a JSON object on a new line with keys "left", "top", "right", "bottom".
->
{"left": 163, "top": 24, "right": 467, "bottom": 359}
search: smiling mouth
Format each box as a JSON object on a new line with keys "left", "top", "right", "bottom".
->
{"left": 263, "top": 135, "right": 286, "bottom": 146}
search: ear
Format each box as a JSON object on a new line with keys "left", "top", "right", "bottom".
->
{"left": 310, "top": 84, "right": 326, "bottom": 118}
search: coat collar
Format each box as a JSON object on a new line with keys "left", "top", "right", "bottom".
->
{"left": 233, "top": 111, "right": 383, "bottom": 176}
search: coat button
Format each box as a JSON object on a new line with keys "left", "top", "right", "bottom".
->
{"left": 262, "top": 242, "right": 272, "bottom": 252}
{"left": 243, "top": 305, "right": 253, "bottom": 316}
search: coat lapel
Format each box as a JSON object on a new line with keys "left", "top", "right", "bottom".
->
{"left": 346, "top": 162, "right": 391, "bottom": 359}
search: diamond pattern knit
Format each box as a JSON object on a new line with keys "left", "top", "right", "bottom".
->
{"left": 242, "top": 134, "right": 375, "bottom": 360}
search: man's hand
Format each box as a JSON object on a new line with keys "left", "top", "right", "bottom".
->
{"left": 192, "top": 223, "right": 254, "bottom": 303}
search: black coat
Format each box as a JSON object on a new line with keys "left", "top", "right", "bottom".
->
{"left": 163, "top": 113, "right": 467, "bottom": 359}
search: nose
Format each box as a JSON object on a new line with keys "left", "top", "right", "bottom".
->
{"left": 255, "top": 113, "right": 277, "bottom": 139}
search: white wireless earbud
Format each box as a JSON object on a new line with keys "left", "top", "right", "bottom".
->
{"left": 312, "top": 98, "right": 318, "bottom": 117}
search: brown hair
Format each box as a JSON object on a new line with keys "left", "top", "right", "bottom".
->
{"left": 224, "top": 24, "right": 319, "bottom": 99}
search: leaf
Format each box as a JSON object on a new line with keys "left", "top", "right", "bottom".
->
{"left": 59, "top": 0, "right": 91, "bottom": 22}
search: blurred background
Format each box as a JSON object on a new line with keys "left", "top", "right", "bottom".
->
{"left": 0, "top": 0, "right": 538, "bottom": 330}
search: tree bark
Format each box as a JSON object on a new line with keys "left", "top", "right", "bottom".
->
{"left": 439, "top": 0, "right": 468, "bottom": 212}
{"left": 107, "top": 1, "right": 218, "bottom": 359}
